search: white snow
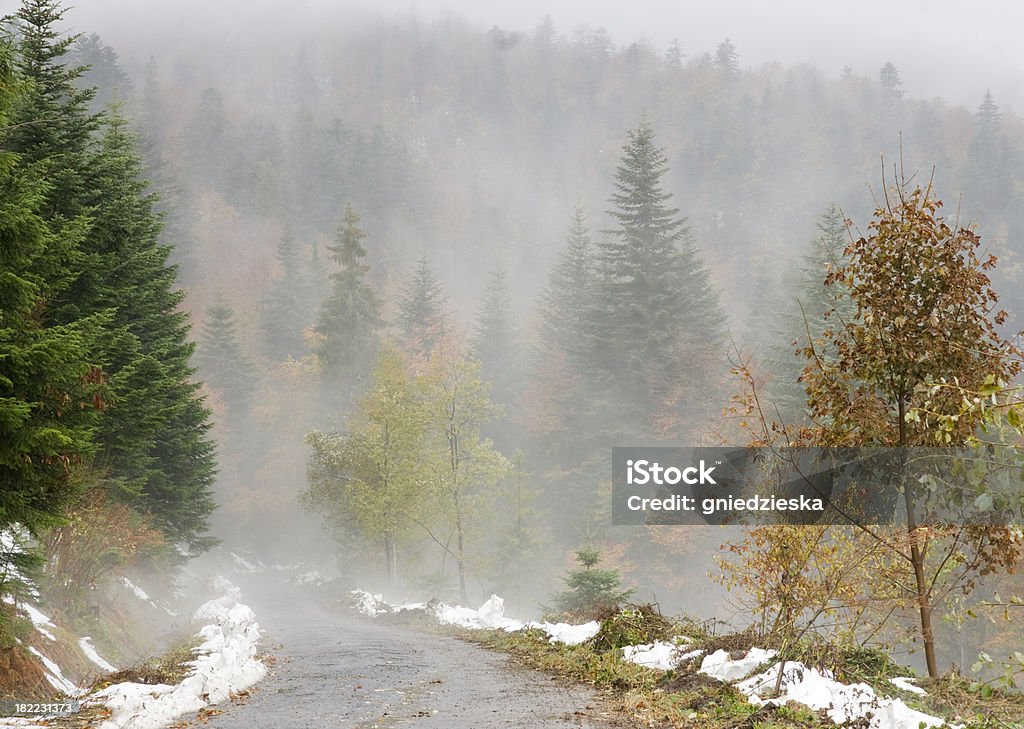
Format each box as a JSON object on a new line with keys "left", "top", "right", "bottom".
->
{"left": 889, "top": 676, "right": 927, "bottom": 695}
{"left": 530, "top": 620, "right": 601, "bottom": 645}
{"left": 93, "top": 591, "right": 266, "bottom": 729}
{"left": 622, "top": 641, "right": 703, "bottom": 670}
{"left": 26, "top": 646, "right": 80, "bottom": 696}
{"left": 121, "top": 577, "right": 178, "bottom": 617}
{"left": 736, "top": 661, "right": 953, "bottom": 729}
{"left": 350, "top": 590, "right": 600, "bottom": 645}
{"left": 19, "top": 603, "right": 57, "bottom": 642}
{"left": 699, "top": 648, "right": 778, "bottom": 682}
{"left": 0, "top": 720, "right": 45, "bottom": 728}
{"left": 80, "top": 636, "right": 118, "bottom": 672}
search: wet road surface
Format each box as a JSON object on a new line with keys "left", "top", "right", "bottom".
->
{"left": 201, "top": 580, "right": 620, "bottom": 729}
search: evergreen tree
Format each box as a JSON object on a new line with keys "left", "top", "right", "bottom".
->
{"left": 585, "top": 121, "right": 724, "bottom": 438}
{"left": 262, "top": 225, "right": 309, "bottom": 360}
{"left": 396, "top": 253, "right": 448, "bottom": 355}
{"left": 471, "top": 261, "right": 521, "bottom": 410}
{"left": 69, "top": 33, "right": 131, "bottom": 114}
{"left": 0, "top": 34, "right": 105, "bottom": 539}
{"left": 758, "top": 204, "right": 853, "bottom": 422}
{"left": 529, "top": 208, "right": 594, "bottom": 442}
{"left": 5, "top": 3, "right": 218, "bottom": 552}
{"left": 197, "top": 299, "right": 257, "bottom": 422}
{"left": 7, "top": 0, "right": 100, "bottom": 222}
{"left": 879, "top": 62, "right": 902, "bottom": 96}
{"left": 968, "top": 90, "right": 1008, "bottom": 210}
{"left": 314, "top": 205, "right": 382, "bottom": 394}
{"left": 80, "top": 116, "right": 217, "bottom": 552}
{"left": 715, "top": 38, "right": 739, "bottom": 80}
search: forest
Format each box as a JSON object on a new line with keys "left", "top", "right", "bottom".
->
{"left": 2, "top": 0, "right": 1024, "bottom": 714}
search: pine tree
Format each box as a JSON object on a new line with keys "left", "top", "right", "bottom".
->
{"left": 879, "top": 62, "right": 902, "bottom": 96}
{"left": 198, "top": 299, "right": 257, "bottom": 422}
{"left": 262, "top": 225, "right": 309, "bottom": 360}
{"left": 968, "top": 90, "right": 1007, "bottom": 210}
{"left": 314, "top": 205, "right": 382, "bottom": 394}
{"left": 585, "top": 121, "right": 725, "bottom": 438}
{"left": 396, "top": 253, "right": 448, "bottom": 355}
{"left": 471, "top": 261, "right": 521, "bottom": 410}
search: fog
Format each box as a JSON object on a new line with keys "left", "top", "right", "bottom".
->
{"left": 56, "top": 0, "right": 1024, "bottom": 110}
{"left": 10, "top": 0, "right": 1023, "bottom": 675}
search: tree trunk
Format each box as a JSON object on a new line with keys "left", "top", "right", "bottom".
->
{"left": 384, "top": 533, "right": 396, "bottom": 589}
{"left": 899, "top": 398, "right": 939, "bottom": 678}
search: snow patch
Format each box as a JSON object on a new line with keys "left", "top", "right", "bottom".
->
{"left": 350, "top": 590, "right": 600, "bottom": 645}
{"left": 26, "top": 646, "right": 79, "bottom": 696}
{"left": 80, "top": 637, "right": 117, "bottom": 673}
{"left": 20, "top": 603, "right": 57, "bottom": 643}
{"left": 889, "top": 676, "right": 927, "bottom": 695}
{"left": 737, "top": 661, "right": 952, "bottom": 729}
{"left": 700, "top": 648, "right": 778, "bottom": 682}
{"left": 622, "top": 641, "right": 703, "bottom": 670}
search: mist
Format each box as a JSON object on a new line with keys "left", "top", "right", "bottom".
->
{"left": 3, "top": 0, "right": 1024, "bottom": 705}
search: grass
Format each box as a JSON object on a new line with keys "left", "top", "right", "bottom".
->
{"left": 464, "top": 627, "right": 836, "bottom": 728}
{"left": 87, "top": 635, "right": 202, "bottom": 691}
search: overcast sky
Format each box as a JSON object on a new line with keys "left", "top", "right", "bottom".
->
{"left": 8, "top": 0, "right": 1024, "bottom": 111}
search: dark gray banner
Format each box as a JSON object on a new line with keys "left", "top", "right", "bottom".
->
{"left": 611, "top": 447, "right": 1024, "bottom": 526}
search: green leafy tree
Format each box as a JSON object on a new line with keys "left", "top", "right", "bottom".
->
{"left": 314, "top": 205, "right": 382, "bottom": 398}
{"left": 303, "top": 345, "right": 428, "bottom": 586}
{"left": 421, "top": 337, "right": 511, "bottom": 603}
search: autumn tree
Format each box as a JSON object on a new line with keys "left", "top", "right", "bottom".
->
{"left": 800, "top": 172, "right": 1023, "bottom": 677}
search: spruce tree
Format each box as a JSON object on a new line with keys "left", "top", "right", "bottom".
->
{"left": 5, "top": 2, "right": 218, "bottom": 552}
{"left": 262, "top": 225, "right": 309, "bottom": 360}
{"left": 758, "top": 204, "right": 853, "bottom": 422}
{"left": 536, "top": 207, "right": 593, "bottom": 367}
{"left": 585, "top": 121, "right": 724, "bottom": 438}
{"left": 530, "top": 208, "right": 594, "bottom": 442}
{"left": 396, "top": 254, "right": 448, "bottom": 355}
{"left": 198, "top": 299, "right": 257, "bottom": 423}
{"left": 0, "top": 36, "right": 105, "bottom": 538}
{"left": 471, "top": 261, "right": 521, "bottom": 411}
{"left": 314, "top": 205, "right": 382, "bottom": 394}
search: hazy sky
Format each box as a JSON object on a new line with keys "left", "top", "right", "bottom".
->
{"left": 9, "top": 0, "right": 1024, "bottom": 110}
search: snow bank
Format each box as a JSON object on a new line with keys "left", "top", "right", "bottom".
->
{"left": 92, "top": 593, "right": 266, "bottom": 729}
{"left": 121, "top": 578, "right": 177, "bottom": 617}
{"left": 622, "top": 641, "right": 703, "bottom": 670}
{"left": 737, "top": 661, "right": 952, "bottom": 729}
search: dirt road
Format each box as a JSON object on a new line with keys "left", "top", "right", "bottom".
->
{"left": 201, "top": 580, "right": 620, "bottom": 729}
